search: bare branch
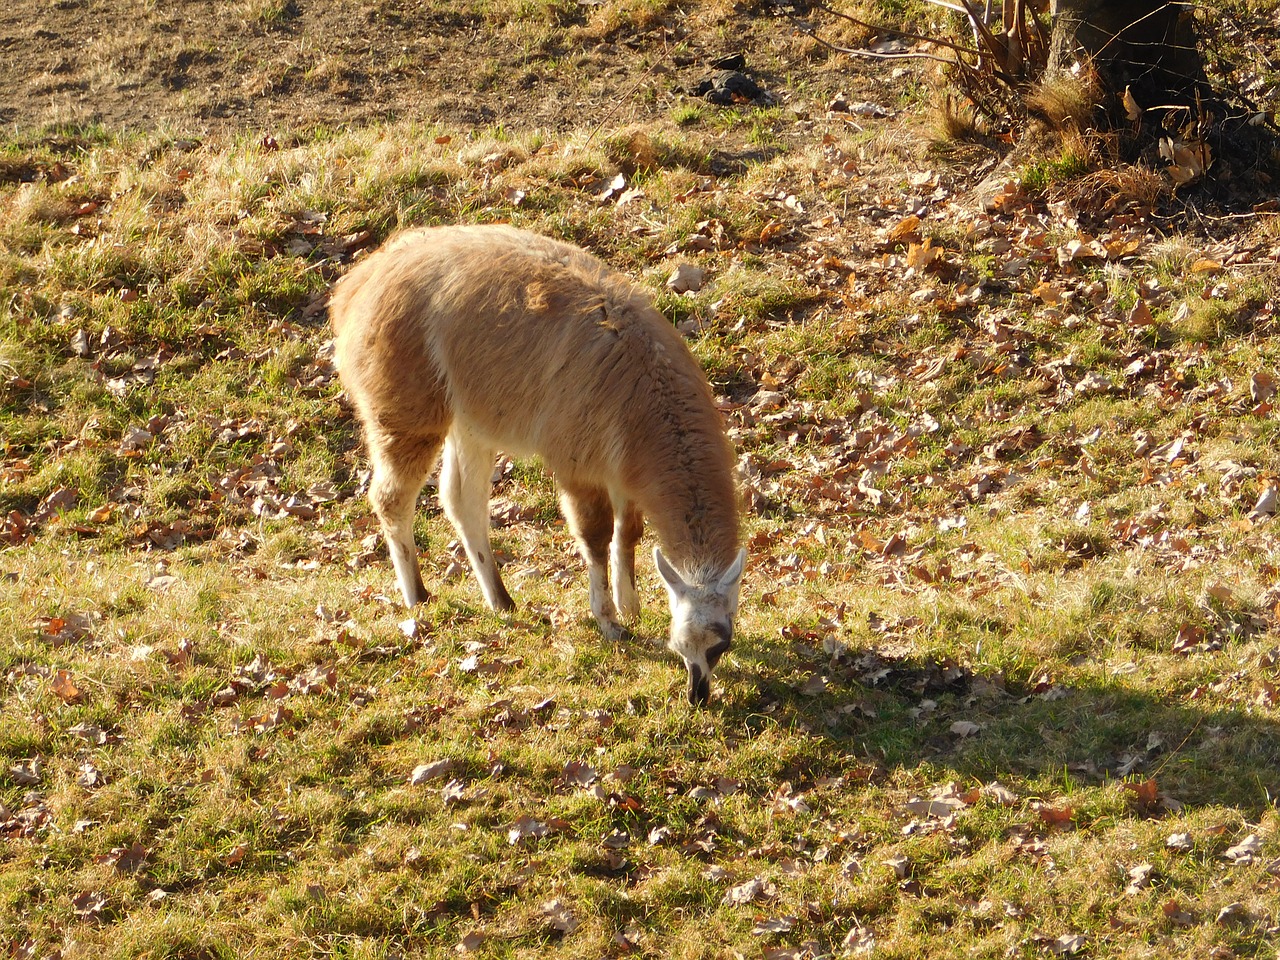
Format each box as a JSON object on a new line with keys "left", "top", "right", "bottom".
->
{"left": 789, "top": 16, "right": 977, "bottom": 68}
{"left": 804, "top": 1, "right": 982, "bottom": 59}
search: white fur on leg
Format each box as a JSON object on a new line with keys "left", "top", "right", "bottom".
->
{"left": 439, "top": 432, "right": 514, "bottom": 612}
{"left": 385, "top": 523, "right": 424, "bottom": 606}
{"left": 369, "top": 461, "right": 428, "bottom": 607}
{"left": 610, "top": 538, "right": 640, "bottom": 622}
{"left": 588, "top": 562, "right": 625, "bottom": 640}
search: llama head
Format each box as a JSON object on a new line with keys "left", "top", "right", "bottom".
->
{"left": 654, "top": 547, "right": 746, "bottom": 706}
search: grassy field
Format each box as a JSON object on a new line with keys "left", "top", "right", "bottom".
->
{"left": 4, "top": 2, "right": 1280, "bottom": 959}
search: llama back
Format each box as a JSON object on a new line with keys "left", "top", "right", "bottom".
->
{"left": 331, "top": 226, "right": 733, "bottom": 502}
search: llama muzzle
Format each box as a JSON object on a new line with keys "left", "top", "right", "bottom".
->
{"left": 687, "top": 662, "right": 711, "bottom": 706}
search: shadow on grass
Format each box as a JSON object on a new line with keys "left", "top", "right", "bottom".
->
{"left": 718, "top": 643, "right": 1280, "bottom": 816}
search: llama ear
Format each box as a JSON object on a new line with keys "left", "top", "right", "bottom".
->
{"left": 654, "top": 547, "right": 689, "bottom": 600}
{"left": 718, "top": 548, "right": 746, "bottom": 589}
{"left": 717, "top": 548, "right": 747, "bottom": 614}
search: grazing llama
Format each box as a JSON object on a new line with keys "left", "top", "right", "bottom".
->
{"left": 331, "top": 224, "right": 745, "bottom": 704}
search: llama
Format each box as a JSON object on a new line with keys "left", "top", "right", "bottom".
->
{"left": 330, "top": 224, "right": 745, "bottom": 704}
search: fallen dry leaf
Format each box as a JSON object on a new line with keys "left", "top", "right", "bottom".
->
{"left": 1204, "top": 582, "right": 1233, "bottom": 604}
{"left": 981, "top": 782, "right": 1018, "bottom": 805}
{"left": 409, "top": 759, "right": 454, "bottom": 785}
{"left": 751, "top": 916, "right": 796, "bottom": 935}
{"left": 902, "top": 797, "right": 966, "bottom": 818}
{"left": 1223, "top": 833, "right": 1262, "bottom": 864}
{"left": 1049, "top": 933, "right": 1087, "bottom": 956}
{"left": 541, "top": 898, "right": 579, "bottom": 934}
{"left": 1124, "top": 862, "right": 1154, "bottom": 894}
{"left": 842, "top": 925, "right": 876, "bottom": 955}
{"left": 723, "top": 877, "right": 775, "bottom": 906}
{"left": 1037, "top": 804, "right": 1075, "bottom": 828}
{"left": 561, "top": 760, "right": 598, "bottom": 788}
{"left": 71, "top": 890, "right": 108, "bottom": 920}
{"left": 51, "top": 669, "right": 85, "bottom": 704}
{"left": 1216, "top": 902, "right": 1249, "bottom": 928}
{"left": 1250, "top": 484, "right": 1277, "bottom": 520}
{"left": 9, "top": 759, "right": 41, "bottom": 786}
{"left": 1251, "top": 370, "right": 1276, "bottom": 403}
{"left": 456, "top": 930, "right": 485, "bottom": 952}
{"left": 949, "top": 720, "right": 981, "bottom": 738}
{"left": 882, "top": 854, "right": 910, "bottom": 879}
{"left": 667, "top": 263, "right": 704, "bottom": 293}
{"left": 507, "top": 815, "right": 568, "bottom": 845}
{"left": 77, "top": 761, "right": 103, "bottom": 789}
{"left": 223, "top": 842, "right": 249, "bottom": 867}
{"left": 1166, "top": 832, "right": 1193, "bottom": 852}
{"left": 1163, "top": 898, "right": 1195, "bottom": 926}
{"left": 95, "top": 842, "right": 148, "bottom": 873}
{"left": 1127, "top": 300, "right": 1155, "bottom": 328}
{"left": 1122, "top": 85, "right": 1142, "bottom": 121}
{"left": 1125, "top": 778, "right": 1159, "bottom": 806}
{"left": 68, "top": 722, "right": 109, "bottom": 745}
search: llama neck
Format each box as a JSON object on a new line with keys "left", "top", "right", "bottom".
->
{"left": 644, "top": 476, "right": 739, "bottom": 584}
{"left": 610, "top": 297, "right": 740, "bottom": 584}
{"left": 629, "top": 400, "right": 740, "bottom": 586}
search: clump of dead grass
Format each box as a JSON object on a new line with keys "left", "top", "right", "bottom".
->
{"left": 578, "top": 0, "right": 683, "bottom": 38}
{"left": 1051, "top": 164, "right": 1169, "bottom": 213}
{"left": 1026, "top": 69, "right": 1105, "bottom": 131}
{"left": 934, "top": 92, "right": 988, "bottom": 143}
{"left": 4, "top": 181, "right": 80, "bottom": 226}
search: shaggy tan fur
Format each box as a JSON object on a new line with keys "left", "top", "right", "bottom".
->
{"left": 331, "top": 224, "right": 745, "bottom": 703}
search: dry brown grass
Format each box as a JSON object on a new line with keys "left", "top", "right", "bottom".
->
{"left": 934, "top": 92, "right": 988, "bottom": 143}
{"left": 1053, "top": 164, "right": 1170, "bottom": 212}
{"left": 1026, "top": 67, "right": 1105, "bottom": 131}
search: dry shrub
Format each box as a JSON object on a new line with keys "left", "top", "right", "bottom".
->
{"left": 934, "top": 93, "right": 987, "bottom": 143}
{"left": 604, "top": 128, "right": 659, "bottom": 175}
{"left": 1026, "top": 68, "right": 1104, "bottom": 131}
{"left": 1053, "top": 165, "right": 1169, "bottom": 214}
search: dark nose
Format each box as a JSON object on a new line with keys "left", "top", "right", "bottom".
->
{"left": 687, "top": 664, "right": 711, "bottom": 706}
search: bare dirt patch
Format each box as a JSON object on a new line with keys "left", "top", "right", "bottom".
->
{"left": 0, "top": 0, "right": 889, "bottom": 134}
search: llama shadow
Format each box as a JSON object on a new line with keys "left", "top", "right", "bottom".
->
{"left": 715, "top": 642, "right": 1280, "bottom": 815}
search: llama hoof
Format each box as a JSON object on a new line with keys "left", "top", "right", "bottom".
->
{"left": 489, "top": 586, "right": 516, "bottom": 613}
{"left": 599, "top": 621, "right": 633, "bottom": 643}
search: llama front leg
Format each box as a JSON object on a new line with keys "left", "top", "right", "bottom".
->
{"left": 561, "top": 483, "right": 628, "bottom": 641}
{"left": 610, "top": 500, "right": 644, "bottom": 623}
{"left": 439, "top": 431, "right": 515, "bottom": 612}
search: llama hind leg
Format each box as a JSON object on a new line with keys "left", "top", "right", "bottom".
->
{"left": 561, "top": 483, "right": 628, "bottom": 641}
{"left": 368, "top": 434, "right": 444, "bottom": 608}
{"left": 610, "top": 500, "right": 644, "bottom": 623}
{"left": 439, "top": 431, "right": 515, "bottom": 612}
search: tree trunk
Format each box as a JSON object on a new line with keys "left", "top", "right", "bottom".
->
{"left": 1046, "top": 0, "right": 1209, "bottom": 109}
